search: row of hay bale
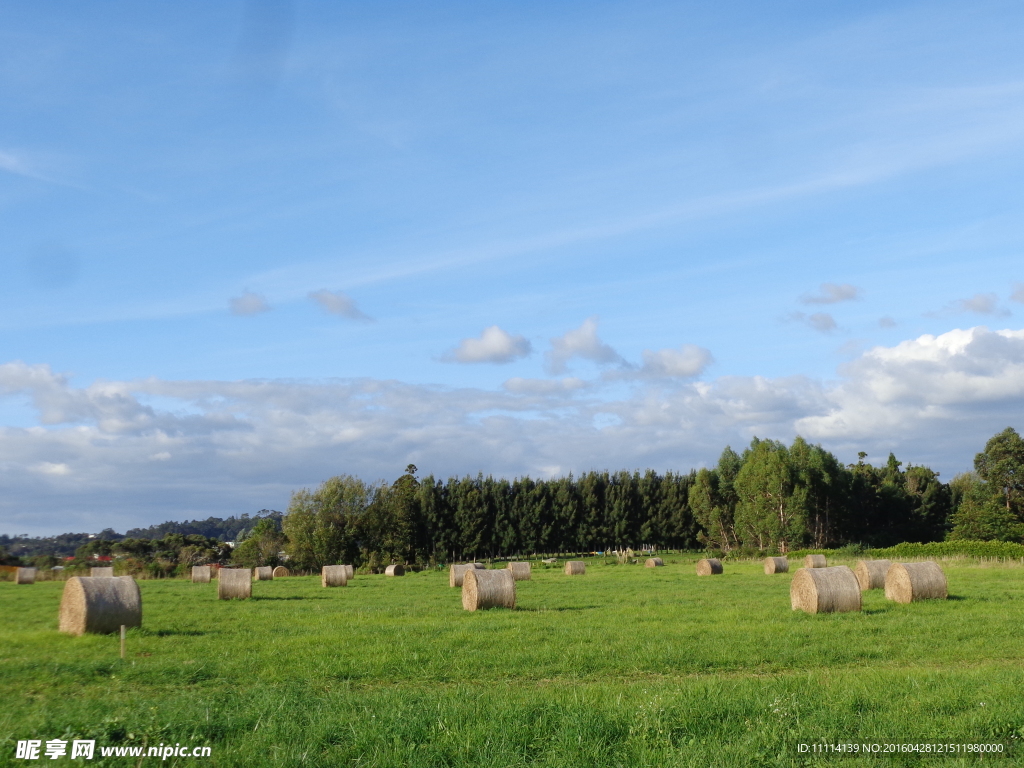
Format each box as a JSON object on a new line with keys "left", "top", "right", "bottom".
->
{"left": 49, "top": 555, "right": 951, "bottom": 635}
{"left": 791, "top": 561, "right": 948, "bottom": 614}
{"left": 764, "top": 554, "right": 826, "bottom": 574}
{"left": 448, "top": 561, "right": 534, "bottom": 588}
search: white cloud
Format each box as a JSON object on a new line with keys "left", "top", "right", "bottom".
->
{"left": 546, "top": 317, "right": 625, "bottom": 374}
{"left": 1009, "top": 283, "right": 1024, "bottom": 304}
{"left": 308, "top": 290, "right": 371, "bottom": 320}
{"left": 444, "top": 326, "right": 532, "bottom": 364}
{"left": 797, "top": 326, "right": 1024, "bottom": 446}
{"left": 229, "top": 291, "right": 271, "bottom": 316}
{"left": 801, "top": 283, "right": 861, "bottom": 304}
{"left": 3, "top": 325, "right": 1024, "bottom": 535}
{"left": 639, "top": 345, "right": 713, "bottom": 378}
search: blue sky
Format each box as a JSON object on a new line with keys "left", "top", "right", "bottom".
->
{"left": 3, "top": 0, "right": 1024, "bottom": 535}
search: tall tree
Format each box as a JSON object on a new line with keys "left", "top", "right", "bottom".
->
{"left": 283, "top": 475, "right": 372, "bottom": 570}
{"left": 974, "top": 427, "right": 1024, "bottom": 512}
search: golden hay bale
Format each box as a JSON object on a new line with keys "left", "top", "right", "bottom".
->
{"left": 191, "top": 566, "right": 211, "bottom": 584}
{"left": 59, "top": 576, "right": 142, "bottom": 636}
{"left": 507, "top": 561, "right": 532, "bottom": 581}
{"left": 644, "top": 557, "right": 664, "bottom": 568}
{"left": 471, "top": 562, "right": 486, "bottom": 569}
{"left": 218, "top": 568, "right": 252, "bottom": 600}
{"left": 853, "top": 559, "right": 891, "bottom": 591}
{"left": 253, "top": 566, "right": 273, "bottom": 581}
{"left": 462, "top": 567, "right": 516, "bottom": 611}
{"left": 272, "top": 566, "right": 290, "bottom": 578}
{"left": 804, "top": 554, "right": 827, "bottom": 568}
{"left": 15, "top": 567, "right": 37, "bottom": 585}
{"left": 385, "top": 564, "right": 405, "bottom": 576}
{"left": 790, "top": 566, "right": 861, "bottom": 614}
{"left": 696, "top": 558, "right": 723, "bottom": 575}
{"left": 344, "top": 564, "right": 354, "bottom": 580}
{"left": 564, "top": 560, "right": 585, "bottom": 575}
{"left": 90, "top": 567, "right": 114, "bottom": 577}
{"left": 764, "top": 557, "right": 789, "bottom": 574}
{"left": 885, "top": 561, "right": 947, "bottom": 603}
{"left": 322, "top": 565, "right": 348, "bottom": 587}
{"left": 449, "top": 563, "right": 477, "bottom": 587}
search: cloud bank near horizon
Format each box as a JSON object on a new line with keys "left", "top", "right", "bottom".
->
{"left": 2, "top": 325, "right": 1024, "bottom": 536}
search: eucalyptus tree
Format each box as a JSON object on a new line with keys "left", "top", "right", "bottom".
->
{"left": 733, "top": 438, "right": 806, "bottom": 552}
{"left": 283, "top": 474, "right": 374, "bottom": 570}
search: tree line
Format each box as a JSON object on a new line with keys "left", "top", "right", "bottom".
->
{"left": 277, "top": 429, "right": 1023, "bottom": 570}
{"left": 5, "top": 428, "right": 1022, "bottom": 573}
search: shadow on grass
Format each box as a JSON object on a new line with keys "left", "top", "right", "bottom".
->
{"left": 251, "top": 596, "right": 329, "bottom": 601}
{"left": 947, "top": 594, "right": 968, "bottom": 601}
{"left": 136, "top": 628, "right": 207, "bottom": 637}
{"left": 516, "top": 605, "right": 602, "bottom": 612}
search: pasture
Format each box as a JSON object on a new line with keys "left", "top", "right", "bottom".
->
{"left": 1, "top": 558, "right": 1022, "bottom": 766}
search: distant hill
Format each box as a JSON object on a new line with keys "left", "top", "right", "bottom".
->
{"left": 1, "top": 510, "right": 283, "bottom": 559}
{"left": 124, "top": 510, "right": 283, "bottom": 542}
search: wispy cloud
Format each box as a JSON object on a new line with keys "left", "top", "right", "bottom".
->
{"left": 546, "top": 317, "right": 625, "bottom": 374}
{"left": 958, "top": 293, "right": 1003, "bottom": 314}
{"left": 930, "top": 292, "right": 1011, "bottom": 318}
{"left": 443, "top": 326, "right": 532, "bottom": 364}
{"left": 229, "top": 291, "right": 271, "bottom": 316}
{"left": 638, "top": 345, "right": 713, "bottom": 379}
{"left": 308, "top": 289, "right": 371, "bottom": 320}
{"left": 1011, "top": 283, "right": 1024, "bottom": 304}
{"left": 787, "top": 311, "right": 837, "bottom": 333}
{"left": 800, "top": 283, "right": 861, "bottom": 305}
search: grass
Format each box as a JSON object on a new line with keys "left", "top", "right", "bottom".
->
{"left": 1, "top": 558, "right": 1022, "bottom": 766}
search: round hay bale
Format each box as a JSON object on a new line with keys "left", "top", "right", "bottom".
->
{"left": 804, "top": 554, "right": 827, "bottom": 568}
{"left": 885, "top": 561, "right": 947, "bottom": 603}
{"left": 471, "top": 562, "right": 486, "bottom": 569}
{"left": 191, "top": 565, "right": 211, "bottom": 584}
{"left": 321, "top": 565, "right": 348, "bottom": 587}
{"left": 253, "top": 566, "right": 273, "bottom": 581}
{"left": 218, "top": 568, "right": 252, "bottom": 600}
{"left": 790, "top": 566, "right": 861, "bottom": 614}
{"left": 644, "top": 557, "right": 664, "bottom": 568}
{"left": 344, "top": 564, "right": 354, "bottom": 580}
{"left": 462, "top": 568, "right": 516, "bottom": 611}
{"left": 15, "top": 567, "right": 37, "bottom": 585}
{"left": 449, "top": 563, "right": 477, "bottom": 587}
{"left": 507, "top": 561, "right": 532, "bottom": 581}
{"left": 853, "top": 559, "right": 891, "bottom": 591}
{"left": 90, "top": 567, "right": 114, "bottom": 577}
{"left": 385, "top": 564, "right": 405, "bottom": 576}
{"left": 564, "top": 560, "right": 585, "bottom": 576}
{"left": 764, "top": 557, "right": 789, "bottom": 574}
{"left": 696, "top": 558, "right": 723, "bottom": 575}
{"left": 272, "top": 566, "right": 290, "bottom": 578}
{"left": 59, "top": 576, "right": 142, "bottom": 636}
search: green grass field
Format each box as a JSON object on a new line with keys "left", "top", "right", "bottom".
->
{"left": 2, "top": 558, "right": 1022, "bottom": 767}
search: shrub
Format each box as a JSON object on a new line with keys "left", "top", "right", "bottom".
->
{"left": 869, "top": 540, "right": 1024, "bottom": 560}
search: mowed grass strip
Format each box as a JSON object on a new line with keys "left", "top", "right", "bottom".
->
{"left": 1, "top": 560, "right": 1022, "bottom": 766}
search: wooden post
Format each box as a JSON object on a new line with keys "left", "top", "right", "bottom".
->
{"left": 120, "top": 625, "right": 126, "bottom": 659}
